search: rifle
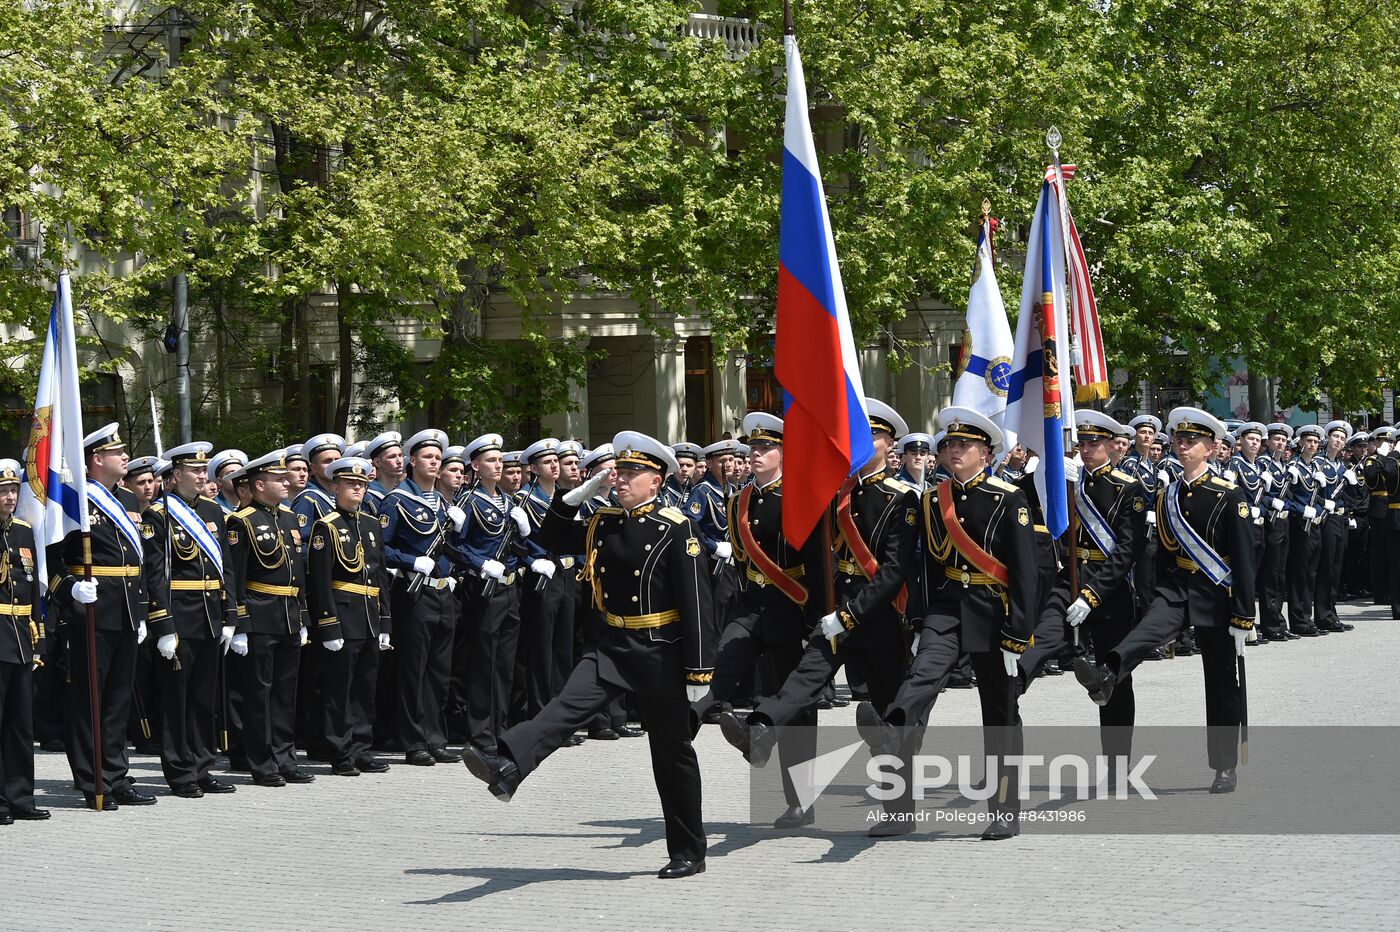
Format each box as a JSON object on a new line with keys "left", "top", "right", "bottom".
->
{"left": 406, "top": 511, "right": 454, "bottom": 596}
{"left": 481, "top": 519, "right": 518, "bottom": 600}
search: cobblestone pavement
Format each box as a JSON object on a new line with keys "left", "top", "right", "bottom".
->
{"left": 7, "top": 602, "right": 1397, "bottom": 930}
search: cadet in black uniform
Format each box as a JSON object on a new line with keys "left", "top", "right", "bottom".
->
{"left": 141, "top": 442, "right": 238, "bottom": 798}
{"left": 719, "top": 399, "right": 918, "bottom": 823}
{"left": 307, "top": 457, "right": 393, "bottom": 777}
{"left": 0, "top": 459, "right": 48, "bottom": 822}
{"left": 710, "top": 413, "right": 823, "bottom": 829}
{"left": 49, "top": 424, "right": 164, "bottom": 810}
{"left": 1076, "top": 408, "right": 1256, "bottom": 792}
{"left": 1364, "top": 428, "right": 1393, "bottom": 605}
{"left": 865, "top": 407, "right": 1038, "bottom": 839}
{"left": 463, "top": 431, "right": 716, "bottom": 879}
{"left": 226, "top": 451, "right": 315, "bottom": 787}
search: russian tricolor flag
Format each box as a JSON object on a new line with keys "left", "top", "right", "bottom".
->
{"left": 775, "top": 31, "right": 873, "bottom": 548}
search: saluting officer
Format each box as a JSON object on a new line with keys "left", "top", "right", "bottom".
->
{"left": 307, "top": 457, "right": 393, "bottom": 777}
{"left": 382, "top": 429, "right": 463, "bottom": 766}
{"left": 49, "top": 424, "right": 164, "bottom": 810}
{"left": 1075, "top": 408, "right": 1256, "bottom": 793}
{"left": 141, "top": 442, "right": 238, "bottom": 798}
{"left": 463, "top": 431, "right": 716, "bottom": 880}
{"left": 225, "top": 451, "right": 315, "bottom": 787}
{"left": 710, "top": 413, "right": 823, "bottom": 829}
{"left": 0, "top": 459, "right": 48, "bottom": 823}
{"left": 866, "top": 407, "right": 1038, "bottom": 839}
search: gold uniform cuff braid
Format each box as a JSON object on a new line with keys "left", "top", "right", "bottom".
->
{"left": 1080, "top": 587, "right": 1101, "bottom": 609}
{"left": 686, "top": 670, "right": 713, "bottom": 685}
{"left": 838, "top": 608, "right": 857, "bottom": 631}
{"left": 1000, "top": 635, "right": 1032, "bottom": 654}
{"left": 1230, "top": 617, "right": 1254, "bottom": 630}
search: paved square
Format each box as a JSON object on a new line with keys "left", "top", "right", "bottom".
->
{"left": 7, "top": 602, "right": 1397, "bottom": 930}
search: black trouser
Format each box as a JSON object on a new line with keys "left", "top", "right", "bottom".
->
{"left": 1389, "top": 526, "right": 1400, "bottom": 620}
{"left": 222, "top": 651, "right": 247, "bottom": 765}
{"left": 1258, "top": 515, "right": 1290, "bottom": 631}
{"left": 464, "top": 579, "right": 521, "bottom": 752}
{"left": 322, "top": 637, "right": 379, "bottom": 766}
{"left": 1369, "top": 521, "right": 1390, "bottom": 604}
{"left": 712, "top": 601, "right": 814, "bottom": 810}
{"left": 520, "top": 570, "right": 576, "bottom": 719}
{"left": 31, "top": 643, "right": 67, "bottom": 746}
{"left": 128, "top": 639, "right": 160, "bottom": 750}
{"left": 1315, "top": 513, "right": 1347, "bottom": 627}
{"left": 0, "top": 659, "right": 35, "bottom": 814}
{"left": 393, "top": 581, "right": 457, "bottom": 753}
{"left": 1136, "top": 530, "right": 1158, "bottom": 615}
{"left": 1108, "top": 599, "right": 1239, "bottom": 771}
{"left": 1286, "top": 514, "right": 1320, "bottom": 631}
{"left": 882, "top": 611, "right": 1024, "bottom": 821}
{"left": 500, "top": 655, "right": 705, "bottom": 862}
{"left": 155, "top": 635, "right": 220, "bottom": 789}
{"left": 66, "top": 625, "right": 136, "bottom": 797}
{"left": 243, "top": 631, "right": 300, "bottom": 780}
{"left": 294, "top": 635, "right": 327, "bottom": 756}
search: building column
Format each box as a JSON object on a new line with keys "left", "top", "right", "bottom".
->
{"left": 650, "top": 336, "right": 687, "bottom": 443}
{"left": 715, "top": 346, "right": 746, "bottom": 440}
{"left": 542, "top": 335, "right": 591, "bottom": 442}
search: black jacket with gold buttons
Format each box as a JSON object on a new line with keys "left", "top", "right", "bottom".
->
{"left": 1153, "top": 470, "right": 1256, "bottom": 627}
{"left": 541, "top": 491, "right": 715, "bottom": 697}
{"left": 307, "top": 507, "right": 392, "bottom": 643}
{"left": 1072, "top": 463, "right": 1146, "bottom": 619}
{"left": 226, "top": 500, "right": 307, "bottom": 636}
{"left": 831, "top": 469, "right": 919, "bottom": 636}
{"left": 920, "top": 471, "right": 1038, "bottom": 653}
{"left": 1, "top": 515, "right": 42, "bottom": 664}
{"left": 141, "top": 493, "right": 231, "bottom": 640}
{"left": 726, "top": 476, "right": 825, "bottom": 629}
{"left": 48, "top": 482, "right": 164, "bottom": 633}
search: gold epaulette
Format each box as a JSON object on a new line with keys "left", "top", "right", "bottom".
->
{"left": 233, "top": 506, "right": 256, "bottom": 519}
{"left": 986, "top": 476, "right": 1019, "bottom": 492}
{"left": 199, "top": 495, "right": 218, "bottom": 504}
{"left": 658, "top": 506, "right": 687, "bottom": 523}
{"left": 278, "top": 504, "right": 294, "bottom": 513}
{"left": 1110, "top": 469, "right": 1136, "bottom": 483}
{"left": 881, "top": 477, "right": 915, "bottom": 494}
{"left": 11, "top": 517, "right": 30, "bottom": 529}
{"left": 1209, "top": 476, "right": 1237, "bottom": 491}
{"left": 593, "top": 506, "right": 624, "bottom": 517}
{"left": 148, "top": 501, "right": 166, "bottom": 512}
{"left": 317, "top": 512, "right": 341, "bottom": 526}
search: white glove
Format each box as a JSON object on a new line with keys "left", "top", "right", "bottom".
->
{"left": 563, "top": 468, "right": 612, "bottom": 507}
{"left": 530, "top": 558, "right": 555, "bottom": 579}
{"left": 686, "top": 684, "right": 709, "bottom": 703}
{"left": 1349, "top": 518, "right": 1358, "bottom": 529}
{"left": 1157, "top": 470, "right": 1170, "bottom": 485}
{"left": 299, "top": 626, "right": 309, "bottom": 647}
{"left": 481, "top": 558, "right": 506, "bottom": 580}
{"left": 1230, "top": 626, "right": 1248, "bottom": 656}
{"left": 447, "top": 505, "right": 467, "bottom": 532}
{"left": 1380, "top": 442, "right": 1393, "bottom": 456}
{"left": 444, "top": 576, "right": 457, "bottom": 592}
{"left": 1344, "top": 468, "right": 1359, "bottom": 485}
{"left": 1065, "top": 597, "right": 1092, "bottom": 627}
{"left": 509, "top": 505, "right": 532, "bottom": 537}
{"left": 1002, "top": 649, "right": 1019, "bottom": 676}
{"left": 379, "top": 632, "right": 391, "bottom": 651}
{"left": 220, "top": 626, "right": 235, "bottom": 653}
{"left": 1270, "top": 497, "right": 1286, "bottom": 512}
{"left": 714, "top": 541, "right": 733, "bottom": 561}
{"left": 137, "top": 621, "right": 148, "bottom": 645}
{"left": 1062, "top": 457, "right": 1080, "bottom": 483}
{"left": 1223, "top": 469, "right": 1237, "bottom": 483}
{"left": 1250, "top": 506, "right": 1261, "bottom": 520}
{"left": 73, "top": 580, "right": 98, "bottom": 604}
{"left": 413, "top": 555, "right": 436, "bottom": 576}
{"left": 323, "top": 638, "right": 344, "bottom": 652}
{"left": 1287, "top": 465, "right": 1301, "bottom": 482}
{"left": 230, "top": 633, "right": 249, "bottom": 656}
{"left": 1302, "top": 505, "right": 1317, "bottom": 520}
{"left": 910, "top": 633, "right": 921, "bottom": 654}
{"left": 156, "top": 633, "right": 178, "bottom": 660}
{"left": 1144, "top": 510, "right": 1156, "bottom": 526}
{"left": 1323, "top": 499, "right": 1336, "bottom": 513}
{"left": 819, "top": 611, "right": 844, "bottom": 639}
{"left": 1313, "top": 469, "right": 1327, "bottom": 483}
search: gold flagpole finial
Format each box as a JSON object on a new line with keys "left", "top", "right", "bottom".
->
{"left": 981, "top": 197, "right": 991, "bottom": 219}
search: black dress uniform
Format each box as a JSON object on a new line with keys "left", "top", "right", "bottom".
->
{"left": 307, "top": 495, "right": 392, "bottom": 773}
{"left": 1079, "top": 431, "right": 1256, "bottom": 782}
{"left": 1362, "top": 443, "right": 1390, "bottom": 605}
{"left": 713, "top": 468, "right": 823, "bottom": 822}
{"left": 467, "top": 450, "right": 716, "bottom": 869}
{"left": 227, "top": 488, "right": 310, "bottom": 784}
{"left": 1256, "top": 434, "right": 1293, "bottom": 637}
{"left": 1382, "top": 449, "right": 1400, "bottom": 619}
{"left": 141, "top": 486, "right": 234, "bottom": 794}
{"left": 49, "top": 468, "right": 165, "bottom": 807}
{"left": 1283, "top": 445, "right": 1326, "bottom": 635}
{"left": 515, "top": 473, "right": 578, "bottom": 720}
{"left": 1, "top": 501, "right": 44, "bottom": 820}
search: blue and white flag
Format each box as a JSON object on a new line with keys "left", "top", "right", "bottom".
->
{"left": 18, "top": 273, "right": 90, "bottom": 594}
{"left": 952, "top": 217, "right": 1014, "bottom": 427}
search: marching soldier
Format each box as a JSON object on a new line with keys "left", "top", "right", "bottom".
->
{"left": 1363, "top": 427, "right": 1392, "bottom": 606}
{"left": 1283, "top": 425, "right": 1326, "bottom": 637}
{"left": 0, "top": 459, "right": 48, "bottom": 823}
{"left": 710, "top": 414, "right": 823, "bottom": 828}
{"left": 225, "top": 451, "right": 315, "bottom": 787}
{"left": 1075, "top": 408, "right": 1255, "bottom": 793}
{"left": 1257, "top": 423, "right": 1296, "bottom": 640}
{"left": 462, "top": 431, "right": 716, "bottom": 879}
{"left": 719, "top": 399, "right": 917, "bottom": 832}
{"left": 457, "top": 433, "right": 526, "bottom": 755}
{"left": 1226, "top": 423, "right": 1269, "bottom": 639}
{"left": 687, "top": 440, "right": 735, "bottom": 559}
{"left": 1342, "top": 432, "right": 1372, "bottom": 600}
{"left": 862, "top": 406, "right": 1037, "bottom": 839}
{"left": 307, "top": 457, "right": 393, "bottom": 777}
{"left": 141, "top": 442, "right": 238, "bottom": 798}
{"left": 383, "top": 430, "right": 463, "bottom": 765}
{"left": 661, "top": 443, "right": 700, "bottom": 509}
{"left": 48, "top": 424, "right": 163, "bottom": 810}
{"left": 894, "top": 433, "right": 933, "bottom": 489}
{"left": 1122, "top": 415, "right": 1163, "bottom": 616}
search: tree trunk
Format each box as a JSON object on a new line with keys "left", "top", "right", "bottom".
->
{"left": 334, "top": 283, "right": 353, "bottom": 435}
{"left": 295, "top": 295, "right": 312, "bottom": 435}
{"left": 1247, "top": 368, "right": 1272, "bottom": 421}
